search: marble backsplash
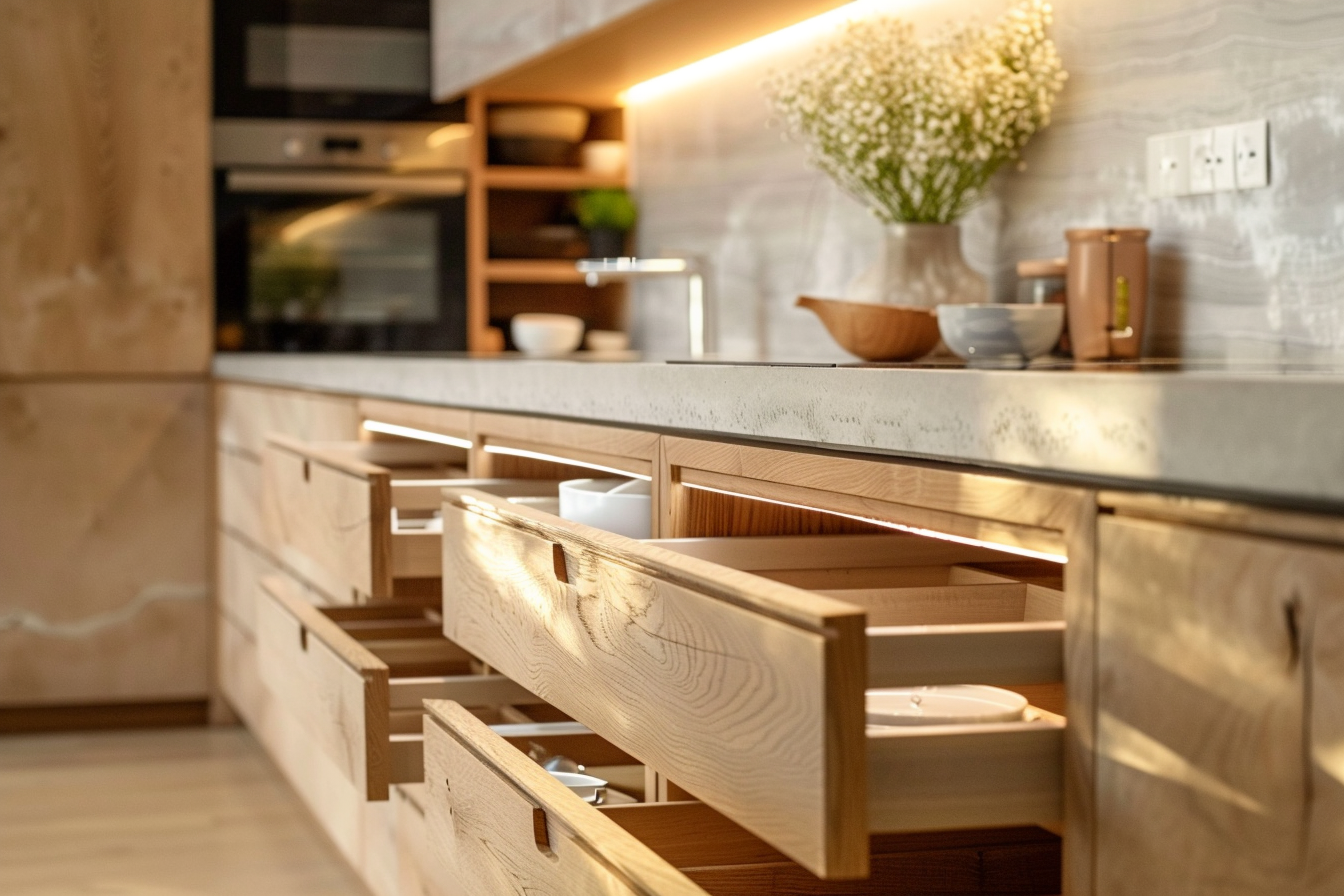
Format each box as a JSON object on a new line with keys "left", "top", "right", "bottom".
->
{"left": 626, "top": 0, "right": 1344, "bottom": 361}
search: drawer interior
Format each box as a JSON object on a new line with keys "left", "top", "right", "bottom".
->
{"left": 426, "top": 701, "right": 1062, "bottom": 896}
{"left": 440, "top": 489, "right": 1067, "bottom": 877}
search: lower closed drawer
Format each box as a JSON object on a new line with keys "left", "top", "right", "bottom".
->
{"left": 442, "top": 488, "right": 1065, "bottom": 878}
{"left": 257, "top": 574, "right": 631, "bottom": 802}
{"left": 423, "top": 700, "right": 1061, "bottom": 896}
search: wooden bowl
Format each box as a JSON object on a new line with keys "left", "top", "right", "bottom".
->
{"left": 796, "top": 296, "right": 940, "bottom": 361}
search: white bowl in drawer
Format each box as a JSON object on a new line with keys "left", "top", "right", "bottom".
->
{"left": 558, "top": 478, "right": 651, "bottom": 539}
{"left": 866, "top": 685, "right": 1028, "bottom": 726}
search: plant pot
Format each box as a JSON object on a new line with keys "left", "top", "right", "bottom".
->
{"left": 586, "top": 228, "right": 626, "bottom": 259}
{"left": 848, "top": 223, "right": 988, "bottom": 309}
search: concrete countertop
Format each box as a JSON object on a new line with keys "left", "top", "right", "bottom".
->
{"left": 213, "top": 353, "right": 1344, "bottom": 511}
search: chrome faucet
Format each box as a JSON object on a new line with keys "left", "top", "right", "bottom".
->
{"left": 576, "top": 257, "right": 712, "bottom": 359}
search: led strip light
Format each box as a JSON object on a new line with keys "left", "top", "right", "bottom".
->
{"left": 482, "top": 444, "right": 652, "bottom": 481}
{"left": 682, "top": 481, "right": 1068, "bottom": 563}
{"left": 362, "top": 419, "right": 473, "bottom": 450}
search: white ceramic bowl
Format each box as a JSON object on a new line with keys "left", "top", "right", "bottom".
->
{"left": 511, "top": 313, "right": 584, "bottom": 357}
{"left": 548, "top": 770, "right": 608, "bottom": 803}
{"left": 558, "top": 478, "right": 652, "bottom": 539}
{"left": 866, "top": 685, "right": 1028, "bottom": 727}
{"left": 580, "top": 140, "right": 627, "bottom": 175}
{"left": 935, "top": 304, "right": 1064, "bottom": 368}
{"left": 488, "top": 105, "right": 590, "bottom": 142}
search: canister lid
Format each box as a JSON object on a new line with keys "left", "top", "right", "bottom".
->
{"left": 1016, "top": 257, "right": 1068, "bottom": 278}
{"left": 1065, "top": 227, "right": 1151, "bottom": 242}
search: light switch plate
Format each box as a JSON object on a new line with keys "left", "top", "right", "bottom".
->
{"left": 1188, "top": 128, "right": 1216, "bottom": 194}
{"left": 1147, "top": 132, "right": 1191, "bottom": 197}
{"left": 1212, "top": 125, "right": 1237, "bottom": 191}
{"left": 1234, "top": 119, "right": 1269, "bottom": 189}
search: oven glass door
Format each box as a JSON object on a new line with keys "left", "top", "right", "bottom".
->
{"left": 216, "top": 173, "right": 467, "bottom": 352}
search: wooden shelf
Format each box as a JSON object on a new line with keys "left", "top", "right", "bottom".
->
{"left": 484, "top": 166, "right": 625, "bottom": 191}
{"left": 485, "top": 259, "right": 589, "bottom": 284}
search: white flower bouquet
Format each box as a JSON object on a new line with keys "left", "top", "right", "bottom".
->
{"left": 767, "top": 0, "right": 1067, "bottom": 224}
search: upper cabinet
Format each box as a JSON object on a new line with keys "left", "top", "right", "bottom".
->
{"left": 0, "top": 0, "right": 211, "bottom": 375}
{"left": 432, "top": 0, "right": 850, "bottom": 104}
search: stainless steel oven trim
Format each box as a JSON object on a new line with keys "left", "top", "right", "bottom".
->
{"left": 225, "top": 168, "right": 465, "bottom": 195}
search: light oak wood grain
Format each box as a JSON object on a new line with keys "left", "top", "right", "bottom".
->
{"left": 358, "top": 398, "right": 473, "bottom": 444}
{"left": 424, "top": 700, "right": 712, "bottom": 896}
{"left": 217, "top": 382, "right": 360, "bottom": 459}
{"left": 0, "top": 382, "right": 209, "bottom": 706}
{"left": 0, "top": 0, "right": 211, "bottom": 374}
{"left": 1095, "top": 516, "right": 1344, "bottom": 895}
{"left": 219, "top": 447, "right": 266, "bottom": 546}
{"left": 218, "top": 529, "right": 281, "bottom": 635}
{"left": 662, "top": 435, "right": 1091, "bottom": 893}
{"left": 258, "top": 575, "right": 392, "bottom": 801}
{"left": 0, "top": 724, "right": 372, "bottom": 895}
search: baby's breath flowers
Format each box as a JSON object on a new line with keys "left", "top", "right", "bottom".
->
{"left": 767, "top": 0, "right": 1066, "bottom": 224}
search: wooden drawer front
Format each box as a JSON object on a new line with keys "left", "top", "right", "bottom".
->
{"left": 218, "top": 530, "right": 280, "bottom": 634}
{"left": 443, "top": 489, "right": 1066, "bottom": 878}
{"left": 262, "top": 436, "right": 463, "bottom": 602}
{"left": 424, "top": 701, "right": 1063, "bottom": 896}
{"left": 443, "top": 487, "right": 865, "bottom": 877}
{"left": 216, "top": 383, "right": 358, "bottom": 458}
{"left": 1096, "top": 515, "right": 1344, "bottom": 894}
{"left": 424, "top": 701, "right": 713, "bottom": 896}
{"left": 219, "top": 448, "right": 265, "bottom": 545}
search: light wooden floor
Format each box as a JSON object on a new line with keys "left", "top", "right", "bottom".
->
{"left": 0, "top": 725, "right": 371, "bottom": 896}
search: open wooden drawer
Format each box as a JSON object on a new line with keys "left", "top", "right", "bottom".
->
{"left": 440, "top": 486, "right": 1066, "bottom": 879}
{"left": 424, "top": 700, "right": 1062, "bottom": 896}
{"left": 257, "top": 573, "right": 636, "bottom": 802}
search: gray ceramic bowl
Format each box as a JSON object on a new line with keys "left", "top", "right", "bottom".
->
{"left": 935, "top": 304, "right": 1065, "bottom": 368}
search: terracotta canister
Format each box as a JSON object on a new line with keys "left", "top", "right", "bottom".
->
{"left": 1064, "top": 228, "right": 1150, "bottom": 360}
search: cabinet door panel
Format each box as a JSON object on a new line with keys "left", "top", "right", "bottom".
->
{"left": 0, "top": 0, "right": 211, "bottom": 374}
{"left": 0, "top": 382, "right": 209, "bottom": 704}
{"left": 1096, "top": 516, "right": 1344, "bottom": 894}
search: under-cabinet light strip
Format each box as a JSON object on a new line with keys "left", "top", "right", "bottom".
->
{"left": 623, "top": 0, "right": 920, "bottom": 104}
{"left": 362, "top": 420, "right": 473, "bottom": 450}
{"left": 682, "top": 481, "right": 1068, "bottom": 564}
{"left": 482, "top": 444, "right": 652, "bottom": 481}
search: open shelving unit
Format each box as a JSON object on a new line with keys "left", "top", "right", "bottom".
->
{"left": 464, "top": 91, "right": 630, "bottom": 352}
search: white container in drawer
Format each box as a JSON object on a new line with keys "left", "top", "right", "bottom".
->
{"left": 440, "top": 486, "right": 1066, "bottom": 879}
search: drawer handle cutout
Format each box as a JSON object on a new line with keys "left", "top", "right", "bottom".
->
{"left": 551, "top": 543, "right": 569, "bottom": 584}
{"left": 531, "top": 806, "right": 551, "bottom": 853}
{"left": 299, "top": 625, "right": 308, "bottom": 652}
{"left": 302, "top": 459, "right": 310, "bottom": 482}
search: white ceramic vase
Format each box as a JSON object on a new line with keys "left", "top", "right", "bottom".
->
{"left": 848, "top": 223, "right": 988, "bottom": 309}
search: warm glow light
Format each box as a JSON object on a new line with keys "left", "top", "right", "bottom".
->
{"left": 682, "top": 482, "right": 1068, "bottom": 563}
{"left": 624, "top": 0, "right": 924, "bottom": 104}
{"left": 482, "top": 444, "right": 652, "bottom": 481}
{"left": 426, "top": 123, "right": 472, "bottom": 148}
{"left": 281, "top": 195, "right": 393, "bottom": 244}
{"left": 363, "top": 420, "right": 473, "bottom": 450}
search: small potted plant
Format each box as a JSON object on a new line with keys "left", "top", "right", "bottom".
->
{"left": 573, "top": 188, "right": 637, "bottom": 258}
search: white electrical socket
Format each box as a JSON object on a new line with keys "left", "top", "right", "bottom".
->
{"left": 1147, "top": 132, "right": 1191, "bottom": 197}
{"left": 1187, "top": 128, "right": 1216, "bottom": 194}
{"left": 1234, "top": 119, "right": 1269, "bottom": 189}
{"left": 1212, "top": 126, "right": 1237, "bottom": 192}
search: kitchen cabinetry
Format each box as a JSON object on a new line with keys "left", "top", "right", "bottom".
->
{"left": 0, "top": 382, "right": 209, "bottom": 713}
{"left": 0, "top": 0, "right": 211, "bottom": 375}
{"left": 431, "top": 0, "right": 851, "bottom": 104}
{"left": 1095, "top": 501, "right": 1344, "bottom": 895}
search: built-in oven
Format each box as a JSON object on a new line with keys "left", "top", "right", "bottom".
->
{"left": 214, "top": 0, "right": 452, "bottom": 121}
{"left": 214, "top": 119, "right": 471, "bottom": 353}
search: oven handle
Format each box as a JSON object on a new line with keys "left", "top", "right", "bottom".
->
{"left": 225, "top": 168, "right": 466, "bottom": 196}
